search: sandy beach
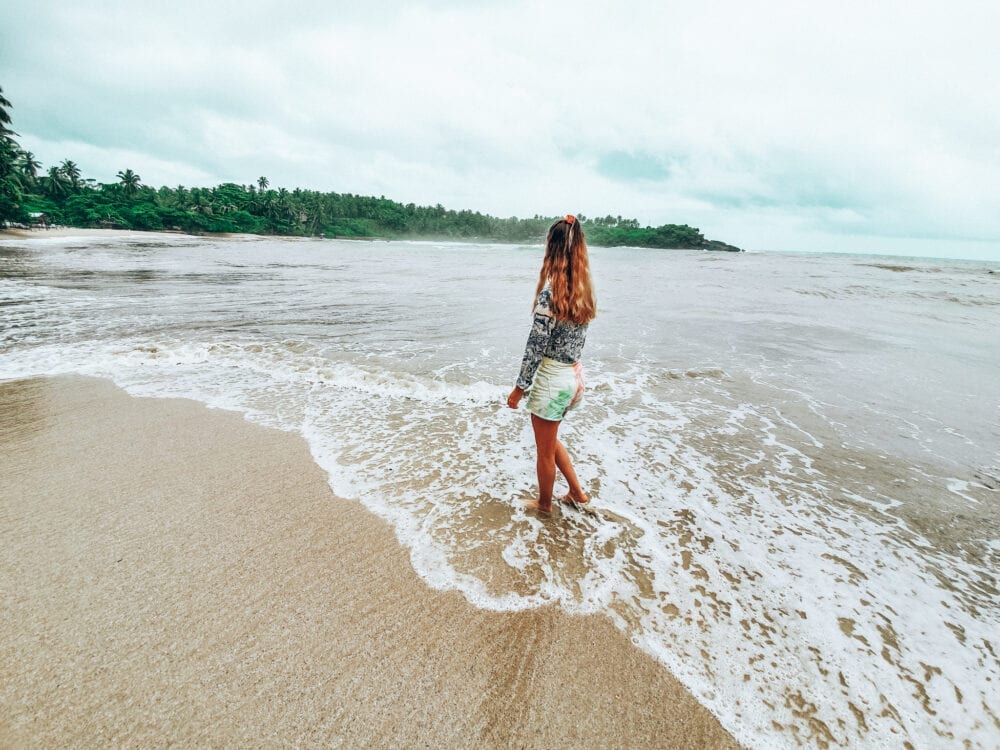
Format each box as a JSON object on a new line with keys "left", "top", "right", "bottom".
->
{"left": 0, "top": 227, "right": 192, "bottom": 241}
{"left": 0, "top": 227, "right": 268, "bottom": 242}
{"left": 0, "top": 375, "right": 738, "bottom": 748}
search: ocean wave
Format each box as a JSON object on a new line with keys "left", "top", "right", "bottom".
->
{"left": 3, "top": 239, "right": 998, "bottom": 749}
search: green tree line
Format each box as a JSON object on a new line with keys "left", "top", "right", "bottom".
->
{"left": 1, "top": 87, "right": 738, "bottom": 250}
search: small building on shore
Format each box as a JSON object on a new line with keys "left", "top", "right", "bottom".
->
{"left": 28, "top": 212, "right": 51, "bottom": 229}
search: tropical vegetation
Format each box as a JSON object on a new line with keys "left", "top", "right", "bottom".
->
{"left": 0, "top": 86, "right": 739, "bottom": 250}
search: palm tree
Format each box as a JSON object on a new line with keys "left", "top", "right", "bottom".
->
{"left": 117, "top": 168, "right": 141, "bottom": 196}
{"left": 276, "top": 187, "right": 297, "bottom": 222}
{"left": 0, "top": 87, "right": 19, "bottom": 207}
{"left": 154, "top": 184, "right": 186, "bottom": 209}
{"left": 0, "top": 86, "right": 16, "bottom": 141}
{"left": 306, "top": 193, "right": 328, "bottom": 235}
{"left": 60, "top": 159, "right": 81, "bottom": 189}
{"left": 19, "top": 150, "right": 41, "bottom": 181}
{"left": 257, "top": 176, "right": 269, "bottom": 191}
{"left": 42, "top": 166, "right": 70, "bottom": 198}
{"left": 191, "top": 190, "right": 213, "bottom": 216}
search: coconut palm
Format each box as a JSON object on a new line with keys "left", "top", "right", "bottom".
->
{"left": 60, "top": 159, "right": 81, "bottom": 189}
{"left": 0, "top": 86, "right": 16, "bottom": 141}
{"left": 305, "top": 193, "right": 328, "bottom": 235}
{"left": 257, "top": 176, "right": 269, "bottom": 191}
{"left": 19, "top": 150, "right": 41, "bottom": 181}
{"left": 0, "top": 87, "right": 19, "bottom": 213}
{"left": 276, "top": 187, "right": 296, "bottom": 221}
{"left": 117, "top": 168, "right": 141, "bottom": 195}
{"left": 42, "top": 166, "right": 70, "bottom": 197}
{"left": 191, "top": 189, "right": 213, "bottom": 216}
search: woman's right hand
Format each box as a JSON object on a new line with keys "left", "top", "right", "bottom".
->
{"left": 507, "top": 386, "right": 524, "bottom": 409}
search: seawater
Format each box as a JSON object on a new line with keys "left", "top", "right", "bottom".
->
{"left": 2, "top": 234, "right": 998, "bottom": 748}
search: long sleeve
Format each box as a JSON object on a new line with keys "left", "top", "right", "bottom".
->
{"left": 515, "top": 304, "right": 554, "bottom": 390}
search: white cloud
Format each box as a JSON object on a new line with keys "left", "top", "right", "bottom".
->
{"left": 2, "top": 0, "right": 998, "bottom": 258}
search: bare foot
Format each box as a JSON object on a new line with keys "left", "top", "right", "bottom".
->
{"left": 524, "top": 500, "right": 553, "bottom": 512}
{"left": 559, "top": 491, "right": 590, "bottom": 506}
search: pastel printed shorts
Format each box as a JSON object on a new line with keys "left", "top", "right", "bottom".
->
{"left": 526, "top": 358, "right": 585, "bottom": 422}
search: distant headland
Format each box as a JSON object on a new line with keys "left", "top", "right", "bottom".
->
{"left": 1, "top": 87, "right": 741, "bottom": 251}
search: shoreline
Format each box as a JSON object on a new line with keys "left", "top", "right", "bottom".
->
{"left": 5, "top": 227, "right": 998, "bottom": 265}
{"left": 0, "top": 225, "right": 735, "bottom": 251}
{"left": 0, "top": 226, "right": 258, "bottom": 241}
{"left": 0, "top": 375, "right": 739, "bottom": 748}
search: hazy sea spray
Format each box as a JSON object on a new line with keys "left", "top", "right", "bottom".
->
{"left": 2, "top": 235, "right": 998, "bottom": 748}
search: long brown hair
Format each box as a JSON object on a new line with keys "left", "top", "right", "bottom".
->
{"left": 533, "top": 215, "right": 597, "bottom": 325}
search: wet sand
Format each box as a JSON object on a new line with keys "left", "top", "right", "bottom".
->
{"left": 0, "top": 376, "right": 739, "bottom": 748}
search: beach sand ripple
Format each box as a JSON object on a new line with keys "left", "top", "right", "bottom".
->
{"left": 0, "top": 375, "right": 738, "bottom": 748}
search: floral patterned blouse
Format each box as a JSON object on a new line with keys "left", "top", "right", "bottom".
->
{"left": 515, "top": 287, "right": 589, "bottom": 390}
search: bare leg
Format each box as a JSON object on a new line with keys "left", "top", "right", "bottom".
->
{"left": 527, "top": 414, "right": 560, "bottom": 511}
{"left": 554, "top": 439, "right": 588, "bottom": 504}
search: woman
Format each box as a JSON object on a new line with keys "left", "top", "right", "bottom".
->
{"left": 507, "top": 214, "right": 597, "bottom": 512}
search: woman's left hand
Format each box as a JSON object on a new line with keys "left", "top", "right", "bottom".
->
{"left": 507, "top": 387, "right": 524, "bottom": 409}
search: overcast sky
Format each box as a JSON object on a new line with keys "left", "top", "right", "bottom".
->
{"left": 2, "top": 1, "right": 998, "bottom": 259}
